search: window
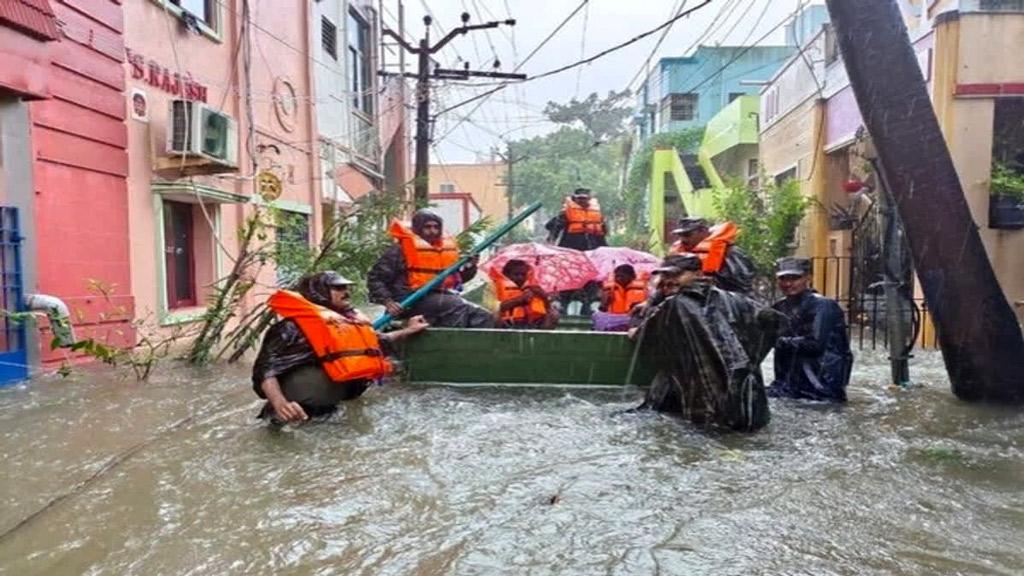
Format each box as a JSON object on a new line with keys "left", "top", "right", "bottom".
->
{"left": 348, "top": 9, "right": 373, "bottom": 114}
{"left": 728, "top": 92, "right": 745, "bottom": 104}
{"left": 439, "top": 183, "right": 456, "bottom": 193}
{"left": 275, "top": 212, "right": 310, "bottom": 286}
{"left": 163, "top": 201, "right": 196, "bottom": 308}
{"left": 322, "top": 17, "right": 338, "bottom": 60}
{"left": 169, "top": 0, "right": 215, "bottom": 28}
{"left": 980, "top": 0, "right": 1024, "bottom": 11}
{"left": 774, "top": 166, "right": 798, "bottom": 186}
{"left": 663, "top": 93, "right": 698, "bottom": 122}
{"left": 747, "top": 158, "right": 759, "bottom": 182}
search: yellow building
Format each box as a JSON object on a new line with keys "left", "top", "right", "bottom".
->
{"left": 428, "top": 162, "right": 508, "bottom": 223}
{"left": 759, "top": 3, "right": 1024, "bottom": 323}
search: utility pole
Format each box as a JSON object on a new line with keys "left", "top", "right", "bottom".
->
{"left": 494, "top": 144, "right": 528, "bottom": 220}
{"left": 382, "top": 13, "right": 524, "bottom": 203}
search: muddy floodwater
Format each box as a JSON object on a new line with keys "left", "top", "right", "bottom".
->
{"left": 0, "top": 350, "right": 1022, "bottom": 575}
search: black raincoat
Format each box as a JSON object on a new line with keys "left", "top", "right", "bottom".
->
{"left": 367, "top": 211, "right": 494, "bottom": 328}
{"left": 768, "top": 290, "right": 853, "bottom": 402}
{"left": 714, "top": 245, "right": 756, "bottom": 294}
{"left": 637, "top": 281, "right": 782, "bottom": 432}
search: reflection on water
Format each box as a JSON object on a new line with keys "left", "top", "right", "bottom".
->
{"left": 0, "top": 351, "right": 1022, "bottom": 575}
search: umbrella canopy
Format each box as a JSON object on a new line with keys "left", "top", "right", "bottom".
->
{"left": 585, "top": 246, "right": 661, "bottom": 280}
{"left": 481, "top": 242, "right": 598, "bottom": 293}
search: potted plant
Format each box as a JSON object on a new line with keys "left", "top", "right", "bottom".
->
{"left": 989, "top": 162, "right": 1024, "bottom": 230}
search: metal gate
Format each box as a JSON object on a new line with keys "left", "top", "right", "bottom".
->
{"left": 0, "top": 206, "right": 27, "bottom": 385}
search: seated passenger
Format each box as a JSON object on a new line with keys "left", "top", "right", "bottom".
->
{"left": 490, "top": 259, "right": 558, "bottom": 329}
{"left": 252, "top": 271, "right": 428, "bottom": 425}
{"left": 593, "top": 264, "right": 648, "bottom": 332}
{"left": 367, "top": 209, "right": 494, "bottom": 328}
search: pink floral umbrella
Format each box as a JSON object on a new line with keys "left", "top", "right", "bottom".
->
{"left": 481, "top": 242, "right": 598, "bottom": 293}
{"left": 585, "top": 246, "right": 661, "bottom": 280}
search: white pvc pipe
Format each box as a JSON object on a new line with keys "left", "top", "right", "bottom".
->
{"left": 25, "top": 293, "right": 76, "bottom": 348}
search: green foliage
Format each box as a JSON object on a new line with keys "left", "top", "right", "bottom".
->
{"left": 622, "top": 128, "right": 705, "bottom": 235}
{"left": 508, "top": 127, "right": 628, "bottom": 226}
{"left": 542, "top": 90, "right": 633, "bottom": 141}
{"left": 711, "top": 179, "right": 812, "bottom": 278}
{"left": 990, "top": 162, "right": 1024, "bottom": 201}
{"left": 507, "top": 91, "right": 635, "bottom": 231}
{"left": 454, "top": 216, "right": 493, "bottom": 253}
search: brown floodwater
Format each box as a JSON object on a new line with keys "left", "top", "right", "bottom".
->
{"left": 0, "top": 349, "right": 1021, "bottom": 575}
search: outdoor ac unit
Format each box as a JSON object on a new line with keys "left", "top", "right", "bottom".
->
{"left": 167, "top": 100, "right": 238, "bottom": 167}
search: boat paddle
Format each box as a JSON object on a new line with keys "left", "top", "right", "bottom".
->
{"left": 372, "top": 201, "right": 543, "bottom": 330}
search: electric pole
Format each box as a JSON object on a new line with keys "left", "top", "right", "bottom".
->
{"left": 495, "top": 144, "right": 528, "bottom": 220}
{"left": 382, "top": 13, "right": 525, "bottom": 203}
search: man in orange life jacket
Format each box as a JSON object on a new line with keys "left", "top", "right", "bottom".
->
{"left": 489, "top": 259, "right": 558, "bottom": 329}
{"left": 544, "top": 188, "right": 606, "bottom": 315}
{"left": 544, "top": 188, "right": 608, "bottom": 251}
{"left": 593, "top": 264, "right": 649, "bottom": 331}
{"left": 253, "top": 271, "right": 428, "bottom": 424}
{"left": 669, "top": 217, "right": 754, "bottom": 294}
{"left": 367, "top": 209, "right": 494, "bottom": 328}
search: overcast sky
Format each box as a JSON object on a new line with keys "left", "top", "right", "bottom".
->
{"left": 378, "top": 0, "right": 819, "bottom": 163}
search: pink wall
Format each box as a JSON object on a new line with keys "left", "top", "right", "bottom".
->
{"left": 29, "top": 0, "right": 134, "bottom": 361}
{"left": 123, "top": 0, "right": 319, "bottom": 323}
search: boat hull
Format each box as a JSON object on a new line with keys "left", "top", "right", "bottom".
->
{"left": 398, "top": 328, "right": 659, "bottom": 387}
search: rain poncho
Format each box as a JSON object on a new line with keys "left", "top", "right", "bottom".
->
{"left": 714, "top": 245, "right": 756, "bottom": 294}
{"left": 636, "top": 281, "right": 782, "bottom": 432}
{"left": 252, "top": 272, "right": 382, "bottom": 418}
{"left": 367, "top": 210, "right": 494, "bottom": 328}
{"left": 768, "top": 290, "right": 853, "bottom": 402}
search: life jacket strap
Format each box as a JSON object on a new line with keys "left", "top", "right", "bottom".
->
{"left": 319, "top": 348, "right": 383, "bottom": 362}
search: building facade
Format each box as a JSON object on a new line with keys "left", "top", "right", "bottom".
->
{"left": 0, "top": 0, "right": 133, "bottom": 373}
{"left": 428, "top": 161, "right": 509, "bottom": 224}
{"left": 759, "top": 0, "right": 1024, "bottom": 322}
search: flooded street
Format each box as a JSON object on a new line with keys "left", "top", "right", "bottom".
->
{"left": 1, "top": 351, "right": 1022, "bottom": 575}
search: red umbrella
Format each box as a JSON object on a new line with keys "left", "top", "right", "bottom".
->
{"left": 585, "top": 246, "right": 661, "bottom": 280}
{"left": 481, "top": 242, "right": 598, "bottom": 293}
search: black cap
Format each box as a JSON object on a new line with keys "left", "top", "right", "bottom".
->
{"left": 671, "top": 217, "right": 710, "bottom": 235}
{"left": 572, "top": 187, "right": 591, "bottom": 198}
{"left": 775, "top": 257, "right": 812, "bottom": 278}
{"left": 652, "top": 254, "right": 702, "bottom": 275}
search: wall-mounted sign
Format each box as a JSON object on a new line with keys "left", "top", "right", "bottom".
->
{"left": 126, "top": 48, "right": 208, "bottom": 103}
{"left": 130, "top": 88, "right": 149, "bottom": 122}
{"left": 258, "top": 170, "right": 283, "bottom": 201}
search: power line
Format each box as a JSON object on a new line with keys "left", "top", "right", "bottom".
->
{"left": 626, "top": 0, "right": 687, "bottom": 91}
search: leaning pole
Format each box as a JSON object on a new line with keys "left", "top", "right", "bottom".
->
{"left": 825, "top": 0, "right": 1024, "bottom": 403}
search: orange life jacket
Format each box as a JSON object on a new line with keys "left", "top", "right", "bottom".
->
{"left": 389, "top": 220, "right": 460, "bottom": 290}
{"left": 669, "top": 221, "right": 738, "bottom": 274}
{"left": 268, "top": 290, "right": 391, "bottom": 382}
{"left": 602, "top": 274, "right": 649, "bottom": 314}
{"left": 563, "top": 197, "right": 605, "bottom": 235}
{"left": 489, "top": 268, "right": 548, "bottom": 324}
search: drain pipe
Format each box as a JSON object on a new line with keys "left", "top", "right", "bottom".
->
{"left": 25, "top": 294, "right": 76, "bottom": 348}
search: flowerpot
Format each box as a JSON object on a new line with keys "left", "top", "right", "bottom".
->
{"left": 988, "top": 195, "right": 1024, "bottom": 230}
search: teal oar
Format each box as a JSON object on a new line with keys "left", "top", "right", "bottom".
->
{"left": 372, "top": 201, "right": 543, "bottom": 330}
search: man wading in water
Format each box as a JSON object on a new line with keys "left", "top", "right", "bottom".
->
{"left": 630, "top": 255, "right": 782, "bottom": 432}
{"left": 252, "top": 271, "right": 428, "bottom": 425}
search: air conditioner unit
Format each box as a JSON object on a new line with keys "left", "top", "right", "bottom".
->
{"left": 167, "top": 100, "right": 238, "bottom": 167}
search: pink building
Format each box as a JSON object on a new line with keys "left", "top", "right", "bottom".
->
{"left": 123, "top": 0, "right": 321, "bottom": 333}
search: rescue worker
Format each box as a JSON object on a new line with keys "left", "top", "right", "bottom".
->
{"left": 545, "top": 188, "right": 607, "bottom": 251}
{"left": 367, "top": 209, "right": 494, "bottom": 328}
{"left": 630, "top": 254, "right": 781, "bottom": 432}
{"left": 669, "top": 217, "right": 754, "bottom": 294}
{"left": 544, "top": 188, "right": 606, "bottom": 315}
{"left": 768, "top": 257, "right": 854, "bottom": 403}
{"left": 593, "top": 264, "right": 648, "bottom": 331}
{"left": 252, "top": 271, "right": 429, "bottom": 424}
{"left": 489, "top": 259, "right": 558, "bottom": 329}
